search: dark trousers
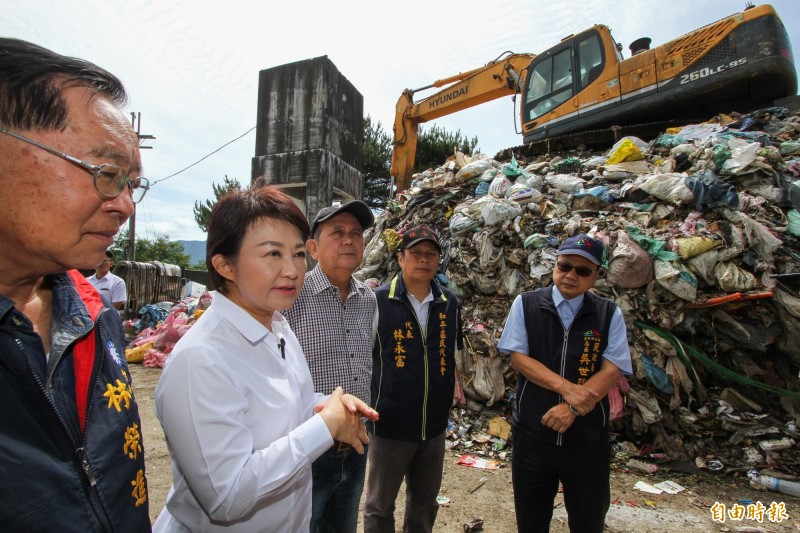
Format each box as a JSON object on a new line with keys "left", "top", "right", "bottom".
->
{"left": 363, "top": 432, "right": 446, "bottom": 533}
{"left": 311, "top": 444, "right": 368, "bottom": 533}
{"left": 512, "top": 427, "right": 611, "bottom": 533}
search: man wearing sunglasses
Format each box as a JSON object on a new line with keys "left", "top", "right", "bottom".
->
{"left": 0, "top": 38, "right": 150, "bottom": 531}
{"left": 498, "top": 233, "right": 631, "bottom": 533}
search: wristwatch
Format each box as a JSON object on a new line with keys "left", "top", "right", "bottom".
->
{"left": 567, "top": 403, "right": 580, "bottom": 416}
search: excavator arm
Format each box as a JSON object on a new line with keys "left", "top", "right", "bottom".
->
{"left": 391, "top": 52, "right": 534, "bottom": 192}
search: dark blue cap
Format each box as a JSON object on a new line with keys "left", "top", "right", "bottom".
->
{"left": 557, "top": 234, "right": 604, "bottom": 266}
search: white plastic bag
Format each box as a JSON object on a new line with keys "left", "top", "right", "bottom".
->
{"left": 637, "top": 173, "right": 694, "bottom": 205}
{"left": 449, "top": 212, "right": 480, "bottom": 236}
{"left": 481, "top": 198, "right": 522, "bottom": 226}
{"left": 455, "top": 158, "right": 494, "bottom": 182}
{"left": 545, "top": 174, "right": 586, "bottom": 193}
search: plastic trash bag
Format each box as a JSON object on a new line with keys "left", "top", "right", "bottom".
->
{"left": 545, "top": 174, "right": 585, "bottom": 193}
{"left": 654, "top": 260, "right": 698, "bottom": 301}
{"left": 714, "top": 261, "right": 759, "bottom": 292}
{"left": 607, "top": 138, "right": 645, "bottom": 164}
{"left": 724, "top": 210, "right": 782, "bottom": 263}
{"left": 573, "top": 185, "right": 615, "bottom": 203}
{"left": 449, "top": 212, "right": 480, "bottom": 236}
{"left": 721, "top": 139, "right": 760, "bottom": 175}
{"left": 711, "top": 144, "right": 732, "bottom": 169}
{"left": 488, "top": 174, "right": 512, "bottom": 197}
{"left": 626, "top": 226, "right": 681, "bottom": 262}
{"left": 455, "top": 158, "right": 493, "bottom": 182}
{"left": 627, "top": 388, "right": 662, "bottom": 424}
{"left": 500, "top": 154, "right": 529, "bottom": 178}
{"left": 607, "top": 231, "right": 653, "bottom": 288}
{"left": 473, "top": 230, "right": 505, "bottom": 272}
{"left": 474, "top": 180, "right": 490, "bottom": 197}
{"left": 685, "top": 224, "right": 745, "bottom": 285}
{"left": 637, "top": 173, "right": 695, "bottom": 205}
{"left": 788, "top": 209, "right": 800, "bottom": 237}
{"left": 505, "top": 183, "right": 542, "bottom": 205}
{"left": 684, "top": 170, "right": 739, "bottom": 212}
{"left": 675, "top": 236, "right": 721, "bottom": 259}
{"left": 779, "top": 141, "right": 800, "bottom": 156}
{"left": 652, "top": 133, "right": 688, "bottom": 148}
{"left": 642, "top": 355, "right": 675, "bottom": 395}
{"left": 481, "top": 198, "right": 522, "bottom": 226}
{"left": 503, "top": 269, "right": 527, "bottom": 298}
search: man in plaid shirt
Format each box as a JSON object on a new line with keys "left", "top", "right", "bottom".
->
{"left": 284, "top": 200, "right": 377, "bottom": 533}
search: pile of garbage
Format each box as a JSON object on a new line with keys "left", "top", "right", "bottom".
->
{"left": 124, "top": 293, "right": 212, "bottom": 367}
{"left": 356, "top": 106, "right": 800, "bottom": 478}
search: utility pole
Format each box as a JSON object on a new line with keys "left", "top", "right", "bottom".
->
{"left": 127, "top": 112, "right": 156, "bottom": 262}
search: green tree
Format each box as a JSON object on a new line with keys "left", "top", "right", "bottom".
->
{"left": 113, "top": 231, "right": 191, "bottom": 269}
{"left": 189, "top": 258, "right": 208, "bottom": 271}
{"left": 193, "top": 175, "right": 243, "bottom": 233}
{"left": 362, "top": 115, "right": 392, "bottom": 209}
{"left": 360, "top": 119, "right": 478, "bottom": 208}
{"left": 414, "top": 124, "right": 479, "bottom": 173}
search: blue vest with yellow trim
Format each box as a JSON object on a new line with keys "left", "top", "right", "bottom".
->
{"left": 369, "top": 273, "right": 460, "bottom": 442}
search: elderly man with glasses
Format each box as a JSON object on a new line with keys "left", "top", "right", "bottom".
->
{"left": 498, "top": 233, "right": 632, "bottom": 533}
{"left": 0, "top": 38, "right": 150, "bottom": 531}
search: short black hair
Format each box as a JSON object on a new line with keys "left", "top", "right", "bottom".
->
{"left": 0, "top": 37, "right": 127, "bottom": 131}
{"left": 206, "top": 185, "right": 310, "bottom": 292}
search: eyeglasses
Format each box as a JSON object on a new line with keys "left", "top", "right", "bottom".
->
{"left": 0, "top": 129, "right": 149, "bottom": 204}
{"left": 556, "top": 261, "right": 598, "bottom": 277}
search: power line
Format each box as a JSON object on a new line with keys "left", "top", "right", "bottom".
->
{"left": 151, "top": 126, "right": 257, "bottom": 185}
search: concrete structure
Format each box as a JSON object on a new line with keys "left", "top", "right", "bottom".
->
{"left": 251, "top": 56, "right": 364, "bottom": 221}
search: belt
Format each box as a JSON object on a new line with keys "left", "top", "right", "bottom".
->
{"left": 332, "top": 440, "right": 352, "bottom": 452}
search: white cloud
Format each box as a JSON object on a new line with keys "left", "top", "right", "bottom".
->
{"left": 4, "top": 0, "right": 799, "bottom": 241}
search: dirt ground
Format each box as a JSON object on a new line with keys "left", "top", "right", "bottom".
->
{"left": 131, "top": 365, "right": 800, "bottom": 532}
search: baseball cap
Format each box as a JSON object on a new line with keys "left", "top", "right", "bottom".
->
{"left": 401, "top": 225, "right": 441, "bottom": 253}
{"left": 557, "top": 234, "right": 604, "bottom": 266}
{"left": 310, "top": 200, "right": 374, "bottom": 237}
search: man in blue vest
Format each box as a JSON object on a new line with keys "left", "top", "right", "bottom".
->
{"left": 499, "top": 234, "right": 632, "bottom": 533}
{"left": 364, "top": 225, "right": 461, "bottom": 533}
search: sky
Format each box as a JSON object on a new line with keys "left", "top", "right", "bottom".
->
{"left": 4, "top": 0, "right": 800, "bottom": 242}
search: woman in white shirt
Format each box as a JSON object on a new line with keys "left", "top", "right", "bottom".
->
{"left": 153, "top": 185, "right": 377, "bottom": 532}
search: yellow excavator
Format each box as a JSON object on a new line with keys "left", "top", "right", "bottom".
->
{"left": 391, "top": 3, "right": 797, "bottom": 192}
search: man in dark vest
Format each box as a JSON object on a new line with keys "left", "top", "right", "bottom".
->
{"left": 498, "top": 234, "right": 632, "bottom": 533}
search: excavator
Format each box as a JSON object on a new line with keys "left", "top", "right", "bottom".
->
{"left": 391, "top": 3, "right": 797, "bottom": 192}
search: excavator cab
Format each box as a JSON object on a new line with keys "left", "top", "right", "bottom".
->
{"left": 521, "top": 25, "right": 623, "bottom": 143}
{"left": 524, "top": 27, "right": 610, "bottom": 122}
{"left": 520, "top": 4, "right": 796, "bottom": 147}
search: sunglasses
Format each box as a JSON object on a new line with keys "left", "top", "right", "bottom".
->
{"left": 556, "top": 261, "right": 598, "bottom": 277}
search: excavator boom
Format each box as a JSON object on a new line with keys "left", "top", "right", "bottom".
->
{"left": 391, "top": 53, "right": 534, "bottom": 192}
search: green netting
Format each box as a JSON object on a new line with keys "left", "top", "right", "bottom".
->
{"left": 634, "top": 320, "right": 800, "bottom": 400}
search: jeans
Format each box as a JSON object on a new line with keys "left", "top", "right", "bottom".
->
{"left": 311, "top": 443, "right": 368, "bottom": 533}
{"left": 512, "top": 427, "right": 611, "bottom": 533}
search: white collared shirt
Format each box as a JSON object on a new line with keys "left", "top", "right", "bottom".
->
{"left": 407, "top": 289, "right": 434, "bottom": 334}
{"left": 153, "top": 292, "right": 332, "bottom": 532}
{"left": 87, "top": 271, "right": 126, "bottom": 305}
